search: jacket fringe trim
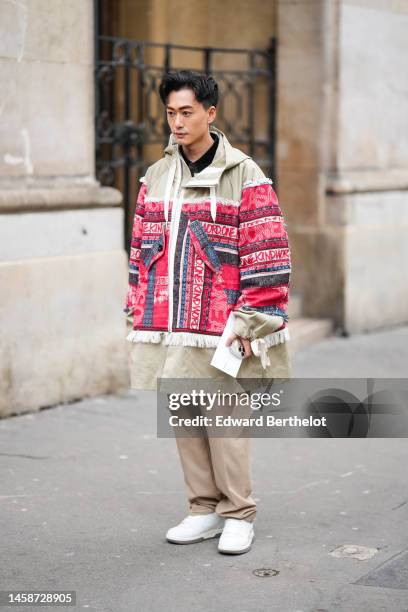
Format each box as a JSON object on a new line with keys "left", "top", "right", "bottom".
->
{"left": 126, "top": 329, "right": 221, "bottom": 347}
{"left": 260, "top": 326, "right": 290, "bottom": 347}
{"left": 126, "top": 330, "right": 163, "bottom": 343}
{"left": 242, "top": 178, "right": 273, "bottom": 189}
{"left": 165, "top": 332, "right": 221, "bottom": 348}
{"left": 126, "top": 326, "right": 290, "bottom": 348}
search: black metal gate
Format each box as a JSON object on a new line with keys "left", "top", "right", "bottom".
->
{"left": 94, "top": 6, "right": 277, "bottom": 253}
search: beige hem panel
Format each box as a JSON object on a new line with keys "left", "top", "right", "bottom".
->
{"left": 129, "top": 336, "right": 292, "bottom": 392}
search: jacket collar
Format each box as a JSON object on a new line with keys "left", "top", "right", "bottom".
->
{"left": 163, "top": 125, "right": 250, "bottom": 188}
{"left": 179, "top": 132, "right": 219, "bottom": 175}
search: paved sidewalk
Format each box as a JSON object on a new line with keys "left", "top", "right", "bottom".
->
{"left": 1, "top": 325, "right": 408, "bottom": 611}
{"left": 293, "top": 323, "right": 408, "bottom": 378}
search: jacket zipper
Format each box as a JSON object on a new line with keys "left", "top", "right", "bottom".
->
{"left": 167, "top": 181, "right": 184, "bottom": 333}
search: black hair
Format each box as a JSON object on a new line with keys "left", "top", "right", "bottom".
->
{"left": 159, "top": 70, "right": 219, "bottom": 109}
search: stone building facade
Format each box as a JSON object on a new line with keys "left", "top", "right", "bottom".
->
{"left": 1, "top": 0, "right": 407, "bottom": 415}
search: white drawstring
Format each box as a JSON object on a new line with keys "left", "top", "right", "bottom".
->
{"left": 163, "top": 159, "right": 177, "bottom": 225}
{"left": 250, "top": 338, "right": 271, "bottom": 370}
{"left": 210, "top": 185, "right": 217, "bottom": 223}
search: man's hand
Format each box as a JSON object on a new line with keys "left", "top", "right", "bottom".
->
{"left": 225, "top": 333, "right": 253, "bottom": 358}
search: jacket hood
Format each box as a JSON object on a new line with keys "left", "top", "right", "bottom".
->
{"left": 161, "top": 125, "right": 250, "bottom": 223}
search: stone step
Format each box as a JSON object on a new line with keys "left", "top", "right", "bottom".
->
{"left": 287, "top": 317, "right": 335, "bottom": 355}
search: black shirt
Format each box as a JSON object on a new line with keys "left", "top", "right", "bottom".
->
{"left": 179, "top": 132, "right": 219, "bottom": 176}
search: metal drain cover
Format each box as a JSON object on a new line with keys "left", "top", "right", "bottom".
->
{"left": 253, "top": 568, "right": 279, "bottom": 577}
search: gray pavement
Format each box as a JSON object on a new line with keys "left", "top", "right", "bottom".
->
{"left": 1, "top": 325, "right": 408, "bottom": 612}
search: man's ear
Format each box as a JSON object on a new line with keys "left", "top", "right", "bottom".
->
{"left": 208, "top": 105, "right": 217, "bottom": 124}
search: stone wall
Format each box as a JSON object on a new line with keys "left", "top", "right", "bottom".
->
{"left": 277, "top": 0, "right": 408, "bottom": 333}
{"left": 0, "top": 0, "right": 128, "bottom": 417}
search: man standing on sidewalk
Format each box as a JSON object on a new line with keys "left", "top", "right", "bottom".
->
{"left": 124, "top": 70, "right": 292, "bottom": 554}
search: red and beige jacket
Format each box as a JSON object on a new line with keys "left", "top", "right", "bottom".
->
{"left": 124, "top": 126, "right": 291, "bottom": 352}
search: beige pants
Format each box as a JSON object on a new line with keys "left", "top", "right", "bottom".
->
{"left": 174, "top": 432, "right": 256, "bottom": 523}
{"left": 170, "top": 391, "right": 258, "bottom": 523}
{"left": 166, "top": 341, "right": 292, "bottom": 524}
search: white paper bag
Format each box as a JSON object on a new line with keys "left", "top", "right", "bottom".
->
{"left": 210, "top": 312, "right": 243, "bottom": 377}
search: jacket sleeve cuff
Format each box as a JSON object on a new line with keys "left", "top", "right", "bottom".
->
{"left": 232, "top": 308, "right": 284, "bottom": 341}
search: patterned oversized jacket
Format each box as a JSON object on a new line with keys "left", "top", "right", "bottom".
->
{"left": 124, "top": 125, "right": 291, "bottom": 356}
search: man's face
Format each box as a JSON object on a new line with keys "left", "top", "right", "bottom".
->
{"left": 165, "top": 88, "right": 216, "bottom": 147}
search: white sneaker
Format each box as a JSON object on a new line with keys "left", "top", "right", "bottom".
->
{"left": 166, "top": 512, "right": 225, "bottom": 544}
{"left": 218, "top": 518, "right": 255, "bottom": 554}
